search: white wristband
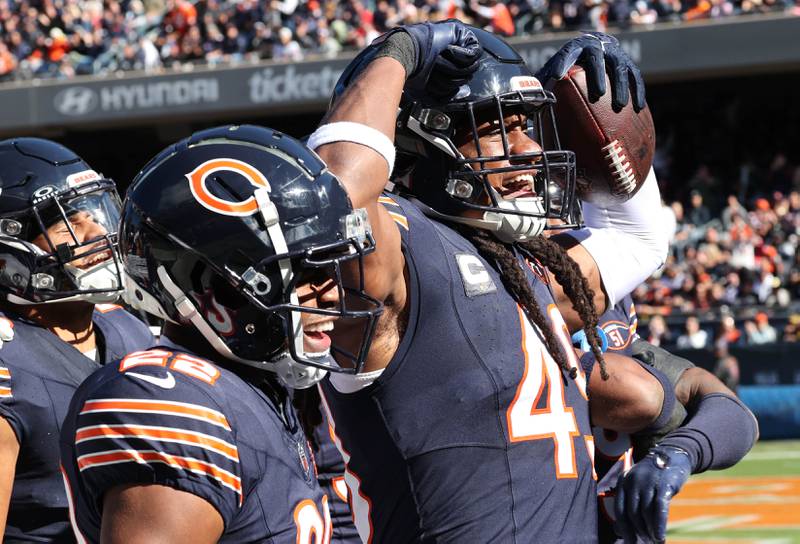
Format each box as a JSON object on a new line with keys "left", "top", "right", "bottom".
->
{"left": 307, "top": 121, "right": 396, "bottom": 176}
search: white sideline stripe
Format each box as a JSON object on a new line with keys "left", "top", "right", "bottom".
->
{"left": 673, "top": 496, "right": 800, "bottom": 506}
{"left": 669, "top": 514, "right": 760, "bottom": 532}
{"left": 741, "top": 450, "right": 800, "bottom": 461}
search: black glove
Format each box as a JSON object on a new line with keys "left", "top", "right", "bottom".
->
{"left": 536, "top": 32, "right": 646, "bottom": 112}
{"left": 378, "top": 21, "right": 482, "bottom": 99}
{"left": 614, "top": 445, "right": 692, "bottom": 543}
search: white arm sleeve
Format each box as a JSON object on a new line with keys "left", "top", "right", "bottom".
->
{"left": 566, "top": 167, "right": 669, "bottom": 306}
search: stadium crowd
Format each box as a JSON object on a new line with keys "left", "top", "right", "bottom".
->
{"left": 1, "top": 0, "right": 798, "bottom": 81}
{"left": 633, "top": 149, "right": 800, "bottom": 351}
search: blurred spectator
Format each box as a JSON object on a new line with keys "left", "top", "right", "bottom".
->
{"left": 744, "top": 312, "right": 778, "bottom": 344}
{"left": 1, "top": 0, "right": 796, "bottom": 82}
{"left": 713, "top": 355, "right": 740, "bottom": 394}
{"left": 0, "top": 42, "right": 17, "bottom": 80}
{"left": 677, "top": 316, "right": 709, "bottom": 349}
{"left": 721, "top": 195, "right": 747, "bottom": 229}
{"left": 714, "top": 313, "right": 743, "bottom": 355}
{"left": 688, "top": 164, "right": 720, "bottom": 209}
{"left": 643, "top": 314, "right": 672, "bottom": 346}
{"left": 687, "top": 190, "right": 711, "bottom": 226}
{"left": 272, "top": 27, "right": 302, "bottom": 62}
{"left": 469, "top": 0, "right": 515, "bottom": 36}
{"left": 784, "top": 314, "right": 800, "bottom": 342}
{"left": 630, "top": 0, "right": 659, "bottom": 24}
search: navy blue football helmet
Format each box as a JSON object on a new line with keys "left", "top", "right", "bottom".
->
{"left": 332, "top": 26, "right": 579, "bottom": 242}
{"left": 0, "top": 138, "right": 123, "bottom": 305}
{"left": 119, "top": 125, "right": 382, "bottom": 388}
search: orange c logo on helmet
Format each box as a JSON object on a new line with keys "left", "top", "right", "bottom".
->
{"left": 187, "top": 158, "right": 271, "bottom": 216}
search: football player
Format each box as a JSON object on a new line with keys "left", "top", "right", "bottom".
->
{"left": 305, "top": 21, "right": 682, "bottom": 542}
{"left": 577, "top": 295, "right": 757, "bottom": 543}
{"left": 59, "top": 125, "right": 383, "bottom": 543}
{"left": 294, "top": 387, "right": 360, "bottom": 544}
{"left": 309, "top": 21, "right": 756, "bottom": 542}
{"left": 0, "top": 138, "right": 154, "bottom": 542}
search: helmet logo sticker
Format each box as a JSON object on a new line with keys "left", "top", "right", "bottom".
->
{"left": 191, "top": 289, "right": 235, "bottom": 337}
{"left": 187, "top": 158, "right": 272, "bottom": 217}
{"left": 509, "top": 76, "right": 543, "bottom": 91}
{"left": 66, "top": 169, "right": 100, "bottom": 188}
{"left": 32, "top": 185, "right": 57, "bottom": 202}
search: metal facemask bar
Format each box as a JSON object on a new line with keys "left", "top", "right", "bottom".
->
{"left": 2, "top": 180, "right": 124, "bottom": 303}
{"left": 247, "top": 231, "right": 384, "bottom": 375}
{"left": 450, "top": 92, "right": 580, "bottom": 229}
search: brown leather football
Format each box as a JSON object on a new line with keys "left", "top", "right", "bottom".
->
{"left": 548, "top": 65, "right": 655, "bottom": 207}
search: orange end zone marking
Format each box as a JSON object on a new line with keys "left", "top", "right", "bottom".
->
{"left": 669, "top": 475, "right": 800, "bottom": 529}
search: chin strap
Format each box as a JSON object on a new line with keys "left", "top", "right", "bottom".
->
{"left": 63, "top": 260, "right": 123, "bottom": 304}
{"left": 413, "top": 192, "right": 547, "bottom": 243}
{"left": 156, "top": 266, "right": 257, "bottom": 366}
{"left": 253, "top": 187, "right": 310, "bottom": 376}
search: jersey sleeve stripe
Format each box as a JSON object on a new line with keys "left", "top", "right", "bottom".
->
{"left": 80, "top": 399, "right": 231, "bottom": 431}
{"left": 387, "top": 211, "right": 409, "bottom": 230}
{"left": 95, "top": 304, "right": 123, "bottom": 314}
{"left": 75, "top": 424, "right": 239, "bottom": 462}
{"left": 0, "top": 368, "right": 10, "bottom": 379}
{"left": 377, "top": 196, "right": 399, "bottom": 206}
{"left": 77, "top": 449, "right": 243, "bottom": 505}
{"left": 0, "top": 386, "right": 11, "bottom": 398}
{"left": 60, "top": 464, "right": 89, "bottom": 544}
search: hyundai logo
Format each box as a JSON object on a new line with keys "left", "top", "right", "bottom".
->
{"left": 54, "top": 87, "right": 98, "bottom": 116}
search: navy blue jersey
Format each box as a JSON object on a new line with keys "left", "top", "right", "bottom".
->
{"left": 599, "top": 295, "right": 638, "bottom": 355}
{"left": 0, "top": 303, "right": 153, "bottom": 543}
{"left": 312, "top": 405, "right": 360, "bottom": 544}
{"left": 59, "top": 337, "right": 331, "bottom": 543}
{"left": 321, "top": 195, "right": 597, "bottom": 543}
{"left": 591, "top": 296, "right": 637, "bottom": 543}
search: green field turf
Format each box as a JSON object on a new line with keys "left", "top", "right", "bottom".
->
{"left": 668, "top": 440, "right": 800, "bottom": 544}
{"left": 692, "top": 440, "right": 800, "bottom": 479}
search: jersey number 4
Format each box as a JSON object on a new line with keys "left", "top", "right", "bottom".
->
{"left": 506, "top": 305, "right": 591, "bottom": 478}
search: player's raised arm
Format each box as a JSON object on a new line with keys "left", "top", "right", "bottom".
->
{"left": 312, "top": 22, "right": 482, "bottom": 211}
{"left": 535, "top": 34, "right": 668, "bottom": 330}
{"left": 308, "top": 22, "right": 483, "bottom": 373}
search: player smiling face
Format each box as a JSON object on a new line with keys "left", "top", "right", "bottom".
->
{"left": 455, "top": 110, "right": 543, "bottom": 204}
{"left": 295, "top": 274, "right": 340, "bottom": 356}
{"left": 31, "top": 210, "right": 113, "bottom": 270}
{"left": 292, "top": 257, "right": 378, "bottom": 372}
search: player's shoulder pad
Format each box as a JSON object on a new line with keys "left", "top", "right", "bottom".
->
{"left": 71, "top": 348, "right": 244, "bottom": 520}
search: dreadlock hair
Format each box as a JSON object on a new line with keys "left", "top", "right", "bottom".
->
{"left": 520, "top": 236, "right": 608, "bottom": 380}
{"left": 462, "top": 228, "right": 608, "bottom": 380}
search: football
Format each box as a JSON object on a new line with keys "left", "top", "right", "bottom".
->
{"left": 548, "top": 65, "right": 655, "bottom": 207}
